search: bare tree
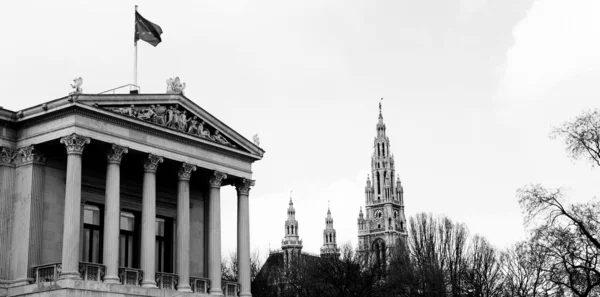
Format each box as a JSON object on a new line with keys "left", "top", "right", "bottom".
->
{"left": 518, "top": 185, "right": 600, "bottom": 296}
{"left": 551, "top": 109, "right": 600, "bottom": 167}
{"left": 502, "top": 240, "right": 554, "bottom": 297}
{"left": 465, "top": 235, "right": 504, "bottom": 297}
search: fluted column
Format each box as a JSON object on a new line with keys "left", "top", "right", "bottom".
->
{"left": 0, "top": 148, "right": 17, "bottom": 282}
{"left": 176, "top": 163, "right": 196, "bottom": 292}
{"left": 102, "top": 144, "right": 128, "bottom": 284}
{"left": 236, "top": 179, "right": 254, "bottom": 297}
{"left": 59, "top": 133, "right": 90, "bottom": 279}
{"left": 208, "top": 171, "right": 227, "bottom": 296}
{"left": 141, "top": 154, "right": 163, "bottom": 288}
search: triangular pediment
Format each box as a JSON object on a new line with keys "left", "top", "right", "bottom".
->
{"left": 73, "top": 94, "right": 263, "bottom": 159}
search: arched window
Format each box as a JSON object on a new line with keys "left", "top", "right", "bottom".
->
{"left": 291, "top": 225, "right": 294, "bottom": 234}
{"left": 382, "top": 145, "right": 385, "bottom": 156}
{"left": 377, "top": 144, "right": 381, "bottom": 156}
{"left": 400, "top": 221, "right": 404, "bottom": 230}
{"left": 287, "top": 225, "right": 290, "bottom": 235}
{"left": 329, "top": 234, "right": 333, "bottom": 243}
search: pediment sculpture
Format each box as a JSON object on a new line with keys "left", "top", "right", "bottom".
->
{"left": 166, "top": 77, "right": 186, "bottom": 94}
{"left": 106, "top": 104, "right": 236, "bottom": 148}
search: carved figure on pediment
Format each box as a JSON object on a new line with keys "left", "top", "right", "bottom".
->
{"left": 198, "top": 121, "right": 213, "bottom": 140}
{"left": 187, "top": 116, "right": 199, "bottom": 134}
{"left": 137, "top": 105, "right": 156, "bottom": 121}
{"left": 178, "top": 110, "right": 188, "bottom": 132}
{"left": 165, "top": 106, "right": 175, "bottom": 128}
{"left": 112, "top": 104, "right": 136, "bottom": 117}
{"left": 151, "top": 105, "right": 167, "bottom": 125}
{"left": 214, "top": 130, "right": 230, "bottom": 145}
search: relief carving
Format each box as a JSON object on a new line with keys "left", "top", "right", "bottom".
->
{"left": 0, "top": 147, "right": 18, "bottom": 166}
{"left": 106, "top": 104, "right": 237, "bottom": 148}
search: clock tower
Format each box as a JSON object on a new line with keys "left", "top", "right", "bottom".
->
{"left": 357, "top": 101, "right": 407, "bottom": 263}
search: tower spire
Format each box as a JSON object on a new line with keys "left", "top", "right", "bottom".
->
{"left": 321, "top": 206, "right": 340, "bottom": 257}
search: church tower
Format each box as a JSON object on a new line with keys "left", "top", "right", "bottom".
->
{"left": 357, "top": 101, "right": 407, "bottom": 260}
{"left": 320, "top": 205, "right": 340, "bottom": 258}
{"left": 282, "top": 193, "right": 302, "bottom": 264}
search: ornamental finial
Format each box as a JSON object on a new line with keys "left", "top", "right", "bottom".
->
{"left": 70, "top": 77, "right": 83, "bottom": 94}
{"left": 166, "top": 76, "right": 186, "bottom": 94}
{"left": 379, "top": 98, "right": 383, "bottom": 118}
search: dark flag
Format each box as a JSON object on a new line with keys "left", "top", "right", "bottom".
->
{"left": 134, "top": 11, "right": 163, "bottom": 46}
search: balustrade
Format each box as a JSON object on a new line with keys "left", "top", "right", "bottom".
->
{"left": 222, "top": 280, "right": 239, "bottom": 297}
{"left": 118, "top": 267, "right": 143, "bottom": 286}
{"left": 33, "top": 263, "right": 61, "bottom": 283}
{"left": 155, "top": 272, "right": 178, "bottom": 290}
{"left": 190, "top": 276, "right": 210, "bottom": 293}
{"left": 79, "top": 262, "right": 105, "bottom": 281}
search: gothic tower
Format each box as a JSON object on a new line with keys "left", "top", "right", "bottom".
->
{"left": 282, "top": 194, "right": 302, "bottom": 264}
{"left": 320, "top": 205, "right": 340, "bottom": 258}
{"left": 357, "top": 101, "right": 407, "bottom": 261}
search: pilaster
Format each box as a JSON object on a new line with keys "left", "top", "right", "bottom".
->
{"left": 10, "top": 145, "right": 46, "bottom": 285}
{"left": 0, "top": 147, "right": 17, "bottom": 284}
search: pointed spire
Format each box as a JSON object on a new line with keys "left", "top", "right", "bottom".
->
{"left": 379, "top": 98, "right": 383, "bottom": 119}
{"left": 327, "top": 200, "right": 331, "bottom": 216}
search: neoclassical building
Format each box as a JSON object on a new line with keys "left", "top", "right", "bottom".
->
{"left": 357, "top": 103, "right": 407, "bottom": 263}
{"left": 0, "top": 83, "right": 264, "bottom": 297}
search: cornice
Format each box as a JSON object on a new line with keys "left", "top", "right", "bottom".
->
{"left": 17, "top": 105, "right": 260, "bottom": 164}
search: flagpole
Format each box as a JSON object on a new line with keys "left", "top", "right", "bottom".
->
{"left": 134, "top": 5, "right": 138, "bottom": 90}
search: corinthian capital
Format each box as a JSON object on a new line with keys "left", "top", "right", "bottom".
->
{"left": 18, "top": 145, "right": 46, "bottom": 165}
{"left": 235, "top": 179, "right": 255, "bottom": 195}
{"left": 0, "top": 147, "right": 18, "bottom": 166}
{"left": 178, "top": 163, "right": 197, "bottom": 181}
{"left": 60, "top": 133, "right": 91, "bottom": 155}
{"left": 143, "top": 154, "right": 163, "bottom": 173}
{"left": 208, "top": 171, "right": 227, "bottom": 188}
{"left": 106, "top": 144, "right": 128, "bottom": 164}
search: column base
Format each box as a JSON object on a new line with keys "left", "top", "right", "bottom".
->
{"left": 209, "top": 289, "right": 224, "bottom": 296}
{"left": 59, "top": 271, "right": 81, "bottom": 280}
{"left": 177, "top": 285, "right": 192, "bottom": 292}
{"left": 141, "top": 281, "right": 157, "bottom": 288}
{"left": 239, "top": 292, "right": 252, "bottom": 297}
{"left": 103, "top": 276, "right": 120, "bottom": 284}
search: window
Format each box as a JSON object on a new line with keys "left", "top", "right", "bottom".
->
{"left": 156, "top": 217, "right": 173, "bottom": 273}
{"left": 119, "top": 211, "right": 137, "bottom": 268}
{"left": 82, "top": 204, "right": 103, "bottom": 263}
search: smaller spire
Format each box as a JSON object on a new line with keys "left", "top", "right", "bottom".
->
{"left": 289, "top": 190, "right": 293, "bottom": 205}
{"left": 379, "top": 98, "right": 383, "bottom": 119}
{"left": 327, "top": 200, "right": 331, "bottom": 215}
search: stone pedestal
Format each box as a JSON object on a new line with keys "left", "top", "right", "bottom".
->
{"left": 102, "top": 145, "right": 128, "bottom": 284}
{"left": 141, "top": 154, "right": 163, "bottom": 288}
{"left": 208, "top": 171, "right": 226, "bottom": 296}
{"left": 176, "top": 163, "right": 195, "bottom": 292}
{"left": 59, "top": 134, "right": 90, "bottom": 280}
{"left": 236, "top": 179, "right": 254, "bottom": 297}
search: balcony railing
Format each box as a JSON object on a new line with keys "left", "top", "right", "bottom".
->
{"left": 155, "top": 272, "right": 178, "bottom": 290}
{"left": 33, "top": 263, "right": 61, "bottom": 283}
{"left": 222, "top": 281, "right": 239, "bottom": 297}
{"left": 190, "top": 276, "right": 209, "bottom": 293}
{"left": 118, "top": 267, "right": 143, "bottom": 286}
{"left": 79, "top": 262, "right": 105, "bottom": 282}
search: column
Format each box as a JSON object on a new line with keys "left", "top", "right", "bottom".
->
{"left": 141, "top": 154, "right": 163, "bottom": 288}
{"left": 102, "top": 144, "right": 128, "bottom": 284}
{"left": 0, "top": 148, "right": 17, "bottom": 283}
{"left": 208, "top": 171, "right": 226, "bottom": 296}
{"left": 176, "top": 163, "right": 196, "bottom": 292}
{"left": 59, "top": 133, "right": 90, "bottom": 279}
{"left": 236, "top": 179, "right": 254, "bottom": 297}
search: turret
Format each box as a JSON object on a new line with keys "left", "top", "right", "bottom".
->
{"left": 321, "top": 204, "right": 340, "bottom": 258}
{"left": 282, "top": 193, "right": 302, "bottom": 263}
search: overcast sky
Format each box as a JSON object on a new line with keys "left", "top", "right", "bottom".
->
{"left": 2, "top": 0, "right": 600, "bottom": 261}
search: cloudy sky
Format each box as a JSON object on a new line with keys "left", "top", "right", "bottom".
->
{"left": 2, "top": 0, "right": 600, "bottom": 260}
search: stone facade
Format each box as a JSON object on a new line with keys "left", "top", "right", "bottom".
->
{"left": 357, "top": 103, "right": 407, "bottom": 262}
{"left": 0, "top": 92, "right": 264, "bottom": 297}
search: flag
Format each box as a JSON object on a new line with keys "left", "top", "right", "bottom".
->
{"left": 134, "top": 11, "right": 163, "bottom": 47}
